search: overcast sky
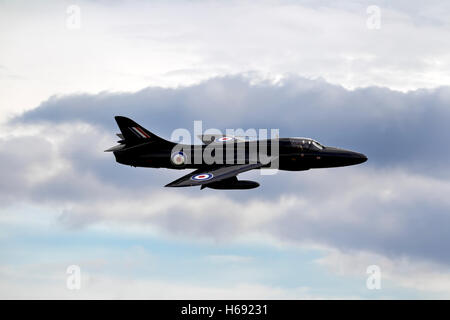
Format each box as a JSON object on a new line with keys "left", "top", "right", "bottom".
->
{"left": 1, "top": 0, "right": 450, "bottom": 299}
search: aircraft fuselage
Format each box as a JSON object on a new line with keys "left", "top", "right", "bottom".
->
{"left": 107, "top": 116, "right": 368, "bottom": 189}
{"left": 113, "top": 138, "right": 367, "bottom": 171}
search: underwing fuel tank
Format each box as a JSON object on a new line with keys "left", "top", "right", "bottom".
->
{"left": 204, "top": 179, "right": 260, "bottom": 190}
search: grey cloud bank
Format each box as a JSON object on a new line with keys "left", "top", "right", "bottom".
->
{"left": 3, "top": 76, "right": 450, "bottom": 273}
{"left": 15, "top": 76, "right": 450, "bottom": 174}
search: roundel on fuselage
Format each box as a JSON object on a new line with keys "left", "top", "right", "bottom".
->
{"left": 215, "top": 136, "right": 234, "bottom": 142}
{"left": 171, "top": 151, "right": 186, "bottom": 166}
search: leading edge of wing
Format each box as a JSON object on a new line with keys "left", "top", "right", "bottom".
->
{"left": 164, "top": 162, "right": 264, "bottom": 188}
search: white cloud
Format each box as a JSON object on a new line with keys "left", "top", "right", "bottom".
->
{"left": 2, "top": 0, "right": 450, "bottom": 120}
{"left": 206, "top": 255, "right": 254, "bottom": 264}
{"left": 0, "top": 265, "right": 320, "bottom": 300}
{"left": 316, "top": 248, "right": 450, "bottom": 298}
{"left": 0, "top": 243, "right": 350, "bottom": 299}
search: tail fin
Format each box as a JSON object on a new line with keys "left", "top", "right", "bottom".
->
{"left": 114, "top": 116, "right": 173, "bottom": 146}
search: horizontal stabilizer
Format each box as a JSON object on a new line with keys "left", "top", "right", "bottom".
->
{"left": 104, "top": 144, "right": 126, "bottom": 152}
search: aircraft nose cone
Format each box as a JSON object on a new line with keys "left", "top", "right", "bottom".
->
{"left": 323, "top": 147, "right": 368, "bottom": 167}
{"left": 353, "top": 152, "right": 368, "bottom": 164}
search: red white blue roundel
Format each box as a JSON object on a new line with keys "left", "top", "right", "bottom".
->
{"left": 171, "top": 152, "right": 186, "bottom": 166}
{"left": 215, "top": 136, "right": 234, "bottom": 142}
{"left": 191, "top": 173, "right": 213, "bottom": 181}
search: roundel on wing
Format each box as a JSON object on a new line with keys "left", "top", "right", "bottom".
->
{"left": 191, "top": 173, "right": 213, "bottom": 181}
{"left": 171, "top": 151, "right": 186, "bottom": 166}
{"left": 215, "top": 136, "right": 234, "bottom": 142}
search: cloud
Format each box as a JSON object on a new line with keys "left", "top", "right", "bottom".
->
{"left": 3, "top": 0, "right": 450, "bottom": 120}
{"left": 3, "top": 76, "right": 450, "bottom": 296}
{"left": 3, "top": 1, "right": 450, "bottom": 299}
{"left": 0, "top": 263, "right": 321, "bottom": 299}
{"left": 267, "top": 168, "right": 450, "bottom": 264}
{"left": 316, "top": 248, "right": 450, "bottom": 298}
{"left": 206, "top": 255, "right": 254, "bottom": 264}
{"left": 14, "top": 75, "right": 450, "bottom": 175}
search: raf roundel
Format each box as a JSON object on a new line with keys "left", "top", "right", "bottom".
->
{"left": 191, "top": 173, "right": 214, "bottom": 181}
{"left": 171, "top": 152, "right": 186, "bottom": 166}
{"left": 215, "top": 136, "right": 234, "bottom": 142}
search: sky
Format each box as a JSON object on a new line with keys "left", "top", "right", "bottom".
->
{"left": 1, "top": 0, "right": 450, "bottom": 299}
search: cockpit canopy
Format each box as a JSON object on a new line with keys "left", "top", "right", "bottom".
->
{"left": 290, "top": 137, "right": 325, "bottom": 150}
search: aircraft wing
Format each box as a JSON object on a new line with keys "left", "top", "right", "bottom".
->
{"left": 165, "top": 162, "right": 264, "bottom": 188}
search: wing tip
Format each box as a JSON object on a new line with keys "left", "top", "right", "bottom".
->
{"left": 165, "top": 184, "right": 191, "bottom": 188}
{"left": 164, "top": 182, "right": 189, "bottom": 187}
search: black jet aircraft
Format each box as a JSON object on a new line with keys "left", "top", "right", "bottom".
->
{"left": 106, "top": 116, "right": 367, "bottom": 190}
